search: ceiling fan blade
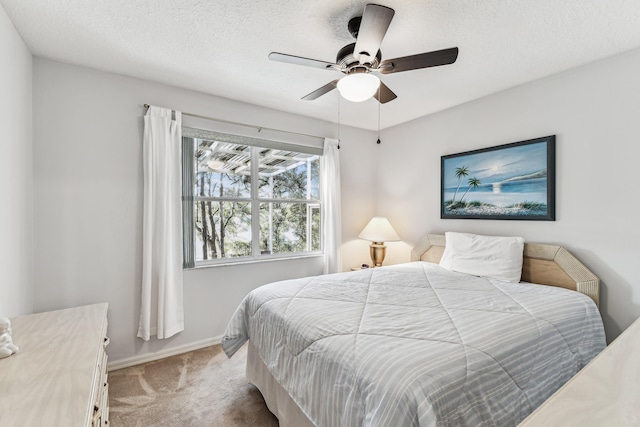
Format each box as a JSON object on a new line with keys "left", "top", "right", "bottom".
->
{"left": 302, "top": 80, "right": 340, "bottom": 100}
{"left": 269, "top": 52, "right": 340, "bottom": 71}
{"left": 378, "top": 47, "right": 459, "bottom": 74}
{"left": 353, "top": 4, "right": 395, "bottom": 65}
{"left": 373, "top": 81, "right": 397, "bottom": 104}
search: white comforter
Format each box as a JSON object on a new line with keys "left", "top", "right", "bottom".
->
{"left": 222, "top": 262, "right": 605, "bottom": 427}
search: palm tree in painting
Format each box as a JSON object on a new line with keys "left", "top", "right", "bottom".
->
{"left": 450, "top": 166, "right": 469, "bottom": 205}
{"left": 459, "top": 177, "right": 481, "bottom": 204}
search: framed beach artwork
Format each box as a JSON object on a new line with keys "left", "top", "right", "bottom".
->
{"left": 441, "top": 135, "right": 556, "bottom": 220}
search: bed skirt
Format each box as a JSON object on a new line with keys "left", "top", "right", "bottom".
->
{"left": 246, "top": 341, "right": 315, "bottom": 427}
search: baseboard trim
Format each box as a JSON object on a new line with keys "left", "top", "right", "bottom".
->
{"left": 108, "top": 335, "right": 223, "bottom": 371}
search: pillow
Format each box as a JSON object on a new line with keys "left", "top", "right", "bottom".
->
{"left": 439, "top": 232, "right": 525, "bottom": 283}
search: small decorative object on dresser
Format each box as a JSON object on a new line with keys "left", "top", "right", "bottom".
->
{"left": 0, "top": 303, "right": 109, "bottom": 426}
{"left": 0, "top": 317, "right": 19, "bottom": 359}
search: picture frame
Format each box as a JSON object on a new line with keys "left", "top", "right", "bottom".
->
{"left": 441, "top": 135, "right": 556, "bottom": 220}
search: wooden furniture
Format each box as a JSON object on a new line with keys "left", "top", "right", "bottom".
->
{"left": 411, "top": 233, "right": 600, "bottom": 306}
{"left": 0, "top": 303, "right": 110, "bottom": 426}
{"left": 519, "top": 316, "right": 640, "bottom": 426}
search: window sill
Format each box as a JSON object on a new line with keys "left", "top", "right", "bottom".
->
{"left": 185, "top": 253, "right": 324, "bottom": 270}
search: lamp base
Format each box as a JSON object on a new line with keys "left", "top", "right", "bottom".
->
{"left": 369, "top": 242, "right": 387, "bottom": 267}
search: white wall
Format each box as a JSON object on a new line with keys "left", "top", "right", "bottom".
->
{"left": 376, "top": 48, "right": 640, "bottom": 342}
{"left": 338, "top": 126, "right": 380, "bottom": 270}
{"left": 0, "top": 4, "right": 33, "bottom": 317}
{"left": 32, "top": 59, "right": 376, "bottom": 364}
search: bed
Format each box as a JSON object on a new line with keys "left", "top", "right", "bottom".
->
{"left": 222, "top": 233, "right": 605, "bottom": 427}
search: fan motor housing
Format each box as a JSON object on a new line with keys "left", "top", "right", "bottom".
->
{"left": 336, "top": 42, "right": 381, "bottom": 69}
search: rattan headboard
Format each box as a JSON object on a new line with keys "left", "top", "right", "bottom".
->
{"left": 410, "top": 234, "right": 600, "bottom": 306}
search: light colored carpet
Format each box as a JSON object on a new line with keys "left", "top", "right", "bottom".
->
{"left": 108, "top": 344, "right": 278, "bottom": 427}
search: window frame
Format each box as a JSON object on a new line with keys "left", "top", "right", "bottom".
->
{"left": 182, "top": 128, "right": 323, "bottom": 268}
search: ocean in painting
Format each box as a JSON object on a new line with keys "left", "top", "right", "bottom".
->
{"left": 444, "top": 177, "right": 547, "bottom": 206}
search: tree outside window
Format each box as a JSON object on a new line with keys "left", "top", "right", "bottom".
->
{"left": 186, "top": 137, "right": 321, "bottom": 265}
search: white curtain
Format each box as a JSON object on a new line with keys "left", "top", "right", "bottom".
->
{"left": 321, "top": 138, "right": 342, "bottom": 274}
{"left": 137, "top": 106, "right": 184, "bottom": 341}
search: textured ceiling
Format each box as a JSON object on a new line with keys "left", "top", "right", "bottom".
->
{"left": 3, "top": 0, "right": 640, "bottom": 130}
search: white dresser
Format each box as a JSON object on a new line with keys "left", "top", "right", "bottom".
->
{"left": 519, "top": 316, "right": 640, "bottom": 426}
{"left": 0, "top": 303, "right": 109, "bottom": 426}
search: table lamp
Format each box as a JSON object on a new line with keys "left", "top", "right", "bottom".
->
{"left": 358, "top": 217, "right": 400, "bottom": 267}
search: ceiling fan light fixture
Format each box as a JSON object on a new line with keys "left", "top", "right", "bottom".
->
{"left": 337, "top": 73, "right": 380, "bottom": 102}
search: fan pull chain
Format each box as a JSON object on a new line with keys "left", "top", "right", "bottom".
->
{"left": 376, "top": 85, "right": 381, "bottom": 144}
{"left": 337, "top": 94, "right": 341, "bottom": 149}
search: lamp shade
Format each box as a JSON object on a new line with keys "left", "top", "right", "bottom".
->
{"left": 337, "top": 73, "right": 380, "bottom": 102}
{"left": 358, "top": 217, "right": 400, "bottom": 242}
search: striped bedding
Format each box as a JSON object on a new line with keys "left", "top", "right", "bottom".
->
{"left": 222, "top": 261, "right": 605, "bottom": 427}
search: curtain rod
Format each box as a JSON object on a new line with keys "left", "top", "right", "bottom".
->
{"left": 143, "top": 104, "right": 326, "bottom": 141}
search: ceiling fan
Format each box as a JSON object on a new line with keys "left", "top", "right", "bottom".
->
{"left": 269, "top": 4, "right": 459, "bottom": 104}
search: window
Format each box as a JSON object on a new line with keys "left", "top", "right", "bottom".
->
{"left": 182, "top": 127, "right": 322, "bottom": 267}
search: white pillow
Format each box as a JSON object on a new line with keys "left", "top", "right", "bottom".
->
{"left": 439, "top": 232, "right": 525, "bottom": 283}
